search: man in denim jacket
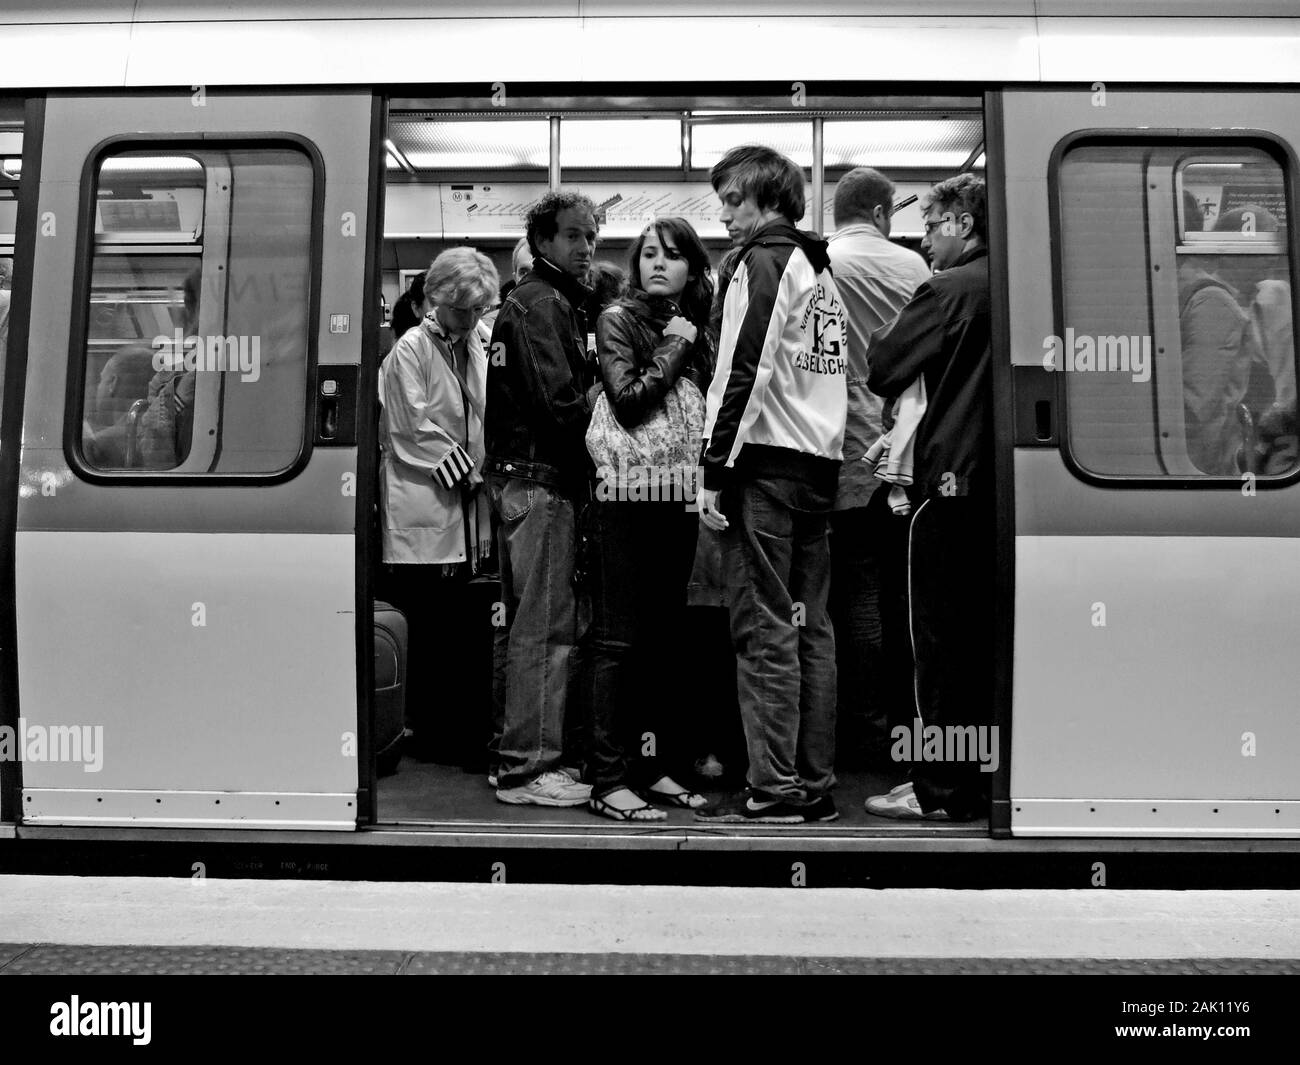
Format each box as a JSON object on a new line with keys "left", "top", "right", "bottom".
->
{"left": 486, "top": 190, "right": 602, "bottom": 806}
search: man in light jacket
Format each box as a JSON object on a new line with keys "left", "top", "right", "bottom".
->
{"left": 378, "top": 248, "right": 498, "bottom": 761}
{"left": 826, "top": 167, "right": 931, "bottom": 769}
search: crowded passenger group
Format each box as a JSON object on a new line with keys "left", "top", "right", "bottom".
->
{"left": 376, "top": 143, "right": 996, "bottom": 824}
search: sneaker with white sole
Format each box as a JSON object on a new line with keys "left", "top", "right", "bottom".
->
{"left": 864, "top": 781, "right": 949, "bottom": 820}
{"left": 694, "top": 788, "right": 807, "bottom": 824}
{"left": 496, "top": 770, "right": 591, "bottom": 807}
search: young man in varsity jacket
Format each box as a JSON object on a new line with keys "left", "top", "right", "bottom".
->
{"left": 695, "top": 146, "right": 849, "bottom": 824}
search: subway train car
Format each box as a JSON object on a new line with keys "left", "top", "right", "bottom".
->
{"left": 0, "top": 1, "right": 1297, "bottom": 881}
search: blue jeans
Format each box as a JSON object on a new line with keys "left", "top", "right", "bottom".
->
{"left": 722, "top": 478, "right": 837, "bottom": 803}
{"left": 488, "top": 475, "right": 580, "bottom": 790}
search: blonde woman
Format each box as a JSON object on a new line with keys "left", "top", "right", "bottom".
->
{"left": 379, "top": 247, "right": 498, "bottom": 761}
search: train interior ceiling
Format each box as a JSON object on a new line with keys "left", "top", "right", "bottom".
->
{"left": 373, "top": 99, "right": 986, "bottom": 832}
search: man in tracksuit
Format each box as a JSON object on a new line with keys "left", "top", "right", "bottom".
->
{"left": 695, "top": 146, "right": 849, "bottom": 824}
{"left": 864, "top": 173, "right": 994, "bottom": 821}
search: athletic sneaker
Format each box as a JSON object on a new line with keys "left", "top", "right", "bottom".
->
{"left": 496, "top": 770, "right": 591, "bottom": 807}
{"left": 693, "top": 788, "right": 807, "bottom": 824}
{"left": 864, "top": 781, "right": 949, "bottom": 820}
{"left": 800, "top": 795, "right": 840, "bottom": 822}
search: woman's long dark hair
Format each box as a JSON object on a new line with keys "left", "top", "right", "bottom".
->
{"left": 626, "top": 217, "right": 714, "bottom": 329}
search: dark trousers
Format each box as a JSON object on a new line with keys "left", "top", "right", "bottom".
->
{"left": 907, "top": 495, "right": 996, "bottom": 818}
{"left": 376, "top": 562, "right": 476, "bottom": 763}
{"left": 583, "top": 499, "right": 698, "bottom": 797}
{"left": 828, "top": 502, "right": 887, "bottom": 766}
{"left": 722, "top": 478, "right": 837, "bottom": 803}
{"left": 867, "top": 484, "right": 919, "bottom": 741}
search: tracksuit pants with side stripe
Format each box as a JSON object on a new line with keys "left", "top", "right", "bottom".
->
{"left": 907, "top": 494, "right": 996, "bottom": 819}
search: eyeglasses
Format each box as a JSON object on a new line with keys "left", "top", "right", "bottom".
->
{"left": 923, "top": 213, "right": 969, "bottom": 236}
{"left": 448, "top": 303, "right": 493, "bottom": 318}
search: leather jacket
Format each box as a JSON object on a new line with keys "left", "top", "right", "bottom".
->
{"left": 485, "top": 256, "right": 596, "bottom": 490}
{"left": 595, "top": 288, "right": 713, "bottom": 430}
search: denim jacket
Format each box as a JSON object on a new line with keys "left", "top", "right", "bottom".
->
{"left": 485, "top": 256, "right": 596, "bottom": 490}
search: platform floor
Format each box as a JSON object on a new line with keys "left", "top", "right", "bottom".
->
{"left": 2, "top": 877, "right": 1298, "bottom": 968}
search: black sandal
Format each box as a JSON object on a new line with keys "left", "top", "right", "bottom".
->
{"left": 589, "top": 790, "right": 667, "bottom": 822}
{"left": 646, "top": 778, "right": 707, "bottom": 809}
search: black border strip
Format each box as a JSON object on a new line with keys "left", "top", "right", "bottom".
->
{"left": 355, "top": 94, "right": 387, "bottom": 825}
{"left": 0, "top": 95, "right": 44, "bottom": 826}
{"left": 984, "top": 89, "right": 1015, "bottom": 838}
{"left": 1046, "top": 127, "right": 1300, "bottom": 491}
{"left": 62, "top": 131, "right": 326, "bottom": 488}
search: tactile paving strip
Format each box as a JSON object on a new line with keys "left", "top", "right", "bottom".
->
{"left": 0, "top": 946, "right": 1297, "bottom": 975}
{"left": 0, "top": 945, "right": 407, "bottom": 976}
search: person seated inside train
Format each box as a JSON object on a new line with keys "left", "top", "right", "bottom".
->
{"left": 1177, "top": 205, "right": 1286, "bottom": 476}
{"left": 82, "top": 346, "right": 158, "bottom": 466}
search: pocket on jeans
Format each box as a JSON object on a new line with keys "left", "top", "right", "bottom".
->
{"left": 498, "top": 478, "right": 535, "bottom": 523}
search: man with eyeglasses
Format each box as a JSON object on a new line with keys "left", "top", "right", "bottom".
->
{"left": 863, "top": 172, "right": 994, "bottom": 822}
{"left": 825, "top": 167, "right": 931, "bottom": 773}
{"left": 485, "top": 190, "right": 602, "bottom": 807}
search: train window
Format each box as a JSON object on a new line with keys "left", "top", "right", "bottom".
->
{"left": 1057, "top": 142, "right": 1297, "bottom": 480}
{"left": 78, "top": 145, "right": 314, "bottom": 475}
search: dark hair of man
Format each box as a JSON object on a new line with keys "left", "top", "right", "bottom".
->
{"left": 406, "top": 272, "right": 426, "bottom": 305}
{"left": 921, "top": 172, "right": 987, "bottom": 242}
{"left": 525, "top": 189, "right": 598, "bottom": 258}
{"left": 627, "top": 217, "right": 716, "bottom": 329}
{"left": 834, "top": 167, "right": 895, "bottom": 228}
{"left": 710, "top": 145, "right": 805, "bottom": 224}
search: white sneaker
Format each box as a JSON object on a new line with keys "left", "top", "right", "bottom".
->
{"left": 496, "top": 770, "right": 592, "bottom": 807}
{"left": 864, "top": 781, "right": 950, "bottom": 821}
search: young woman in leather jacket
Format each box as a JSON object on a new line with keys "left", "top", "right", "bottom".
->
{"left": 584, "top": 217, "right": 715, "bottom": 821}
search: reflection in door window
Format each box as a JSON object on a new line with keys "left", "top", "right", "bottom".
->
{"left": 79, "top": 146, "right": 314, "bottom": 475}
{"left": 1057, "top": 143, "right": 1296, "bottom": 479}
{"left": 0, "top": 119, "right": 22, "bottom": 413}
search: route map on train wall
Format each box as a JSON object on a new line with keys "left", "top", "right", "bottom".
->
{"left": 387, "top": 181, "right": 933, "bottom": 239}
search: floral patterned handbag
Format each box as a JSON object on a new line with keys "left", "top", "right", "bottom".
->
{"left": 585, "top": 376, "right": 705, "bottom": 491}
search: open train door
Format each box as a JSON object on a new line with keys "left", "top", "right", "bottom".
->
{"left": 999, "top": 87, "right": 1300, "bottom": 837}
{"left": 12, "top": 91, "right": 381, "bottom": 828}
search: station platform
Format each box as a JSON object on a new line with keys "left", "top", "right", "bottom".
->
{"left": 1, "top": 876, "right": 1297, "bottom": 975}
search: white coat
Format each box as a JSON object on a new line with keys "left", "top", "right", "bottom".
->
{"left": 378, "top": 312, "right": 492, "bottom": 567}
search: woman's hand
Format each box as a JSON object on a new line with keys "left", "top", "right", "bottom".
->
{"left": 664, "top": 316, "right": 698, "bottom": 344}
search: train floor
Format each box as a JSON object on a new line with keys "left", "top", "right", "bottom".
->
{"left": 376, "top": 757, "right": 988, "bottom": 834}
